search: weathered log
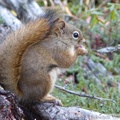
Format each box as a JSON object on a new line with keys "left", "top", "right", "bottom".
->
{"left": 0, "top": 0, "right": 44, "bottom": 22}
{"left": 21, "top": 102, "right": 117, "bottom": 120}
{"left": 0, "top": 85, "right": 117, "bottom": 120}
{"left": 0, "top": 0, "right": 44, "bottom": 30}
{"left": 0, "top": 5, "right": 22, "bottom": 30}
{"left": 0, "top": 87, "right": 24, "bottom": 120}
{"left": 97, "top": 45, "right": 120, "bottom": 53}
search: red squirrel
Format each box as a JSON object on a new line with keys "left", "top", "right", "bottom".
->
{"left": 0, "top": 10, "right": 87, "bottom": 105}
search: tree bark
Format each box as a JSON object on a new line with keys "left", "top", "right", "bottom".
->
{"left": 21, "top": 102, "right": 117, "bottom": 120}
{"left": 0, "top": 86, "right": 117, "bottom": 120}
{"left": 0, "top": 87, "right": 24, "bottom": 120}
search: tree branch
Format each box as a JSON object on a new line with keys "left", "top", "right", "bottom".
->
{"left": 97, "top": 45, "right": 120, "bottom": 53}
{"left": 55, "top": 85, "right": 116, "bottom": 103}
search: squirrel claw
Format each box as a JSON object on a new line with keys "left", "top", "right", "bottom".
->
{"left": 51, "top": 99, "right": 62, "bottom": 106}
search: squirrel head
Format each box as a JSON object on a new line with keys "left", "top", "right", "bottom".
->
{"left": 53, "top": 18, "right": 88, "bottom": 56}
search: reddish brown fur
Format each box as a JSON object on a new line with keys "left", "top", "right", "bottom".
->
{"left": 0, "top": 10, "right": 87, "bottom": 104}
{"left": 0, "top": 16, "right": 54, "bottom": 95}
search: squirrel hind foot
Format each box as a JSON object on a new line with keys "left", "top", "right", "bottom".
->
{"left": 41, "top": 94, "right": 62, "bottom": 106}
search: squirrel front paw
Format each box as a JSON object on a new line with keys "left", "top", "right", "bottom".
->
{"left": 77, "top": 45, "right": 88, "bottom": 55}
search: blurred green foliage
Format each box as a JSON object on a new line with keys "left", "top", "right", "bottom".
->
{"left": 68, "top": 1, "right": 120, "bottom": 45}
{"left": 52, "top": 55, "right": 120, "bottom": 114}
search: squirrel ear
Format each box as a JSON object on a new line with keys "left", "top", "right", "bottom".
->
{"left": 53, "top": 18, "right": 65, "bottom": 36}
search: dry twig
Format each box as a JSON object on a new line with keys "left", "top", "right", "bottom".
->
{"left": 55, "top": 85, "right": 116, "bottom": 103}
{"left": 98, "top": 0, "right": 111, "bottom": 9}
{"left": 97, "top": 45, "right": 120, "bottom": 53}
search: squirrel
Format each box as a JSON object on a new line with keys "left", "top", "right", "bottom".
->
{"left": 0, "top": 10, "right": 87, "bottom": 105}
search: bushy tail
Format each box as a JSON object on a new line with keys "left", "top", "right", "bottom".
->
{"left": 0, "top": 10, "right": 58, "bottom": 94}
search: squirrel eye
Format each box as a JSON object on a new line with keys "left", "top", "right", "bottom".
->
{"left": 72, "top": 31, "right": 79, "bottom": 40}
